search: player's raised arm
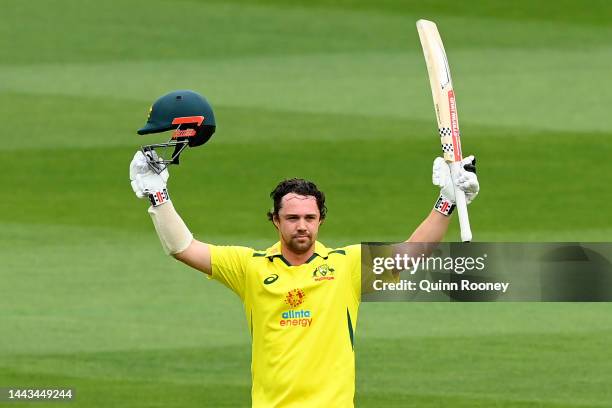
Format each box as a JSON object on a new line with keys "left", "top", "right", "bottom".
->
{"left": 129, "top": 90, "right": 217, "bottom": 275}
{"left": 129, "top": 150, "right": 212, "bottom": 275}
{"left": 407, "top": 156, "right": 479, "bottom": 243}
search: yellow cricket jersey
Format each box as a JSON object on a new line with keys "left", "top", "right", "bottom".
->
{"left": 209, "top": 241, "right": 361, "bottom": 408}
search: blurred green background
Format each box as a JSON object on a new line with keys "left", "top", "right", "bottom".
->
{"left": 1, "top": 0, "right": 611, "bottom": 406}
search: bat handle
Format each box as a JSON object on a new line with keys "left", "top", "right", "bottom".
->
{"left": 450, "top": 162, "right": 472, "bottom": 242}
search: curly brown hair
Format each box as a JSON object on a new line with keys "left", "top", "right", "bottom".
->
{"left": 267, "top": 178, "right": 327, "bottom": 221}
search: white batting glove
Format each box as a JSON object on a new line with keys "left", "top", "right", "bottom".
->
{"left": 129, "top": 151, "right": 170, "bottom": 206}
{"left": 432, "top": 155, "right": 479, "bottom": 215}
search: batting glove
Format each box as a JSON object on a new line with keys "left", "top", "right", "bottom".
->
{"left": 432, "top": 155, "right": 479, "bottom": 215}
{"left": 129, "top": 151, "right": 170, "bottom": 207}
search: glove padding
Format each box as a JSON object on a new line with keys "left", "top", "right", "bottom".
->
{"left": 130, "top": 151, "right": 169, "bottom": 199}
{"left": 432, "top": 155, "right": 479, "bottom": 204}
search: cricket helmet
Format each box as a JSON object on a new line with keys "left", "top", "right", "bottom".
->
{"left": 137, "top": 90, "right": 216, "bottom": 173}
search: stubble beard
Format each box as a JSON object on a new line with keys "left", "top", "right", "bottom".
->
{"left": 285, "top": 234, "right": 315, "bottom": 254}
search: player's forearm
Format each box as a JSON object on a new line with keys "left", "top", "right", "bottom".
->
{"left": 406, "top": 210, "right": 451, "bottom": 243}
{"left": 146, "top": 202, "right": 212, "bottom": 275}
{"left": 148, "top": 201, "right": 194, "bottom": 255}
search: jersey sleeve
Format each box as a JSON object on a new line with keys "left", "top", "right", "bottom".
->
{"left": 339, "top": 244, "right": 362, "bottom": 302}
{"left": 208, "top": 245, "right": 253, "bottom": 300}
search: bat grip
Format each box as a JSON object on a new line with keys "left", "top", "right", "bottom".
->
{"left": 450, "top": 162, "right": 472, "bottom": 242}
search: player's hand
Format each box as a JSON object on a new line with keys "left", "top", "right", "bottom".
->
{"left": 129, "top": 151, "right": 170, "bottom": 205}
{"left": 432, "top": 155, "right": 479, "bottom": 204}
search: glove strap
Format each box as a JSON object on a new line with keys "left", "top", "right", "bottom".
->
{"left": 434, "top": 194, "right": 455, "bottom": 216}
{"left": 148, "top": 189, "right": 170, "bottom": 207}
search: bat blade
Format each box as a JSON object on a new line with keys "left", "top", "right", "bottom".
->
{"left": 416, "top": 19, "right": 472, "bottom": 242}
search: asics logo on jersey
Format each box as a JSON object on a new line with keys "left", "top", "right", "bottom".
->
{"left": 313, "top": 264, "right": 335, "bottom": 281}
{"left": 263, "top": 274, "right": 279, "bottom": 285}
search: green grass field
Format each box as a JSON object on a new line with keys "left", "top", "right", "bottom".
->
{"left": 1, "top": 0, "right": 611, "bottom": 406}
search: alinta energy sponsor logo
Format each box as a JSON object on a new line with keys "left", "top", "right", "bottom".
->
{"left": 312, "top": 264, "right": 335, "bottom": 281}
{"left": 280, "top": 309, "right": 313, "bottom": 327}
{"left": 280, "top": 289, "right": 313, "bottom": 328}
{"left": 285, "top": 288, "right": 305, "bottom": 307}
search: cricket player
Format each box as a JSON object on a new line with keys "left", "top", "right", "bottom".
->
{"left": 129, "top": 90, "right": 479, "bottom": 407}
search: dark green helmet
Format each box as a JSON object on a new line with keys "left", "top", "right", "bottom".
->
{"left": 137, "top": 90, "right": 216, "bottom": 173}
{"left": 138, "top": 90, "right": 215, "bottom": 137}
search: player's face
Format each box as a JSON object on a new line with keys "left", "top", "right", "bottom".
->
{"left": 274, "top": 193, "right": 321, "bottom": 254}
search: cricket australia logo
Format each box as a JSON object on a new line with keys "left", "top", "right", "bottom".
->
{"left": 285, "top": 288, "right": 305, "bottom": 308}
{"left": 312, "top": 264, "right": 335, "bottom": 281}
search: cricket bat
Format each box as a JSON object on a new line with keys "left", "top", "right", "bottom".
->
{"left": 416, "top": 19, "right": 472, "bottom": 242}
